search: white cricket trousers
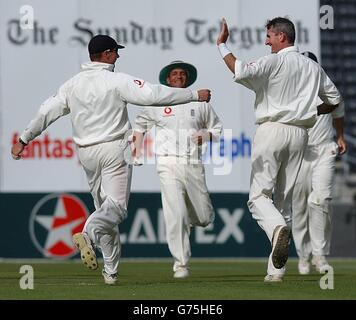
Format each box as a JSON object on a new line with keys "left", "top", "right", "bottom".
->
{"left": 248, "top": 122, "right": 308, "bottom": 276}
{"left": 292, "top": 141, "right": 337, "bottom": 259}
{"left": 157, "top": 161, "right": 215, "bottom": 271}
{"left": 76, "top": 139, "right": 132, "bottom": 275}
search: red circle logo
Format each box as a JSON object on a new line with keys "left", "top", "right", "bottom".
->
{"left": 164, "top": 107, "right": 172, "bottom": 114}
{"left": 134, "top": 79, "right": 145, "bottom": 87}
{"left": 29, "top": 194, "right": 89, "bottom": 258}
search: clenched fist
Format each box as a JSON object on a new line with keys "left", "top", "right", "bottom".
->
{"left": 11, "top": 142, "right": 25, "bottom": 160}
{"left": 197, "top": 89, "right": 211, "bottom": 102}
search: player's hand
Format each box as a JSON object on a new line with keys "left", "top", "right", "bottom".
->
{"left": 337, "top": 136, "right": 347, "bottom": 155}
{"left": 11, "top": 142, "right": 24, "bottom": 160}
{"left": 217, "top": 18, "right": 229, "bottom": 45}
{"left": 197, "top": 89, "right": 211, "bottom": 102}
{"left": 128, "top": 134, "right": 139, "bottom": 156}
{"left": 192, "top": 130, "right": 211, "bottom": 145}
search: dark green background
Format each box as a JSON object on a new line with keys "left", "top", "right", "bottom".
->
{"left": 0, "top": 192, "right": 296, "bottom": 258}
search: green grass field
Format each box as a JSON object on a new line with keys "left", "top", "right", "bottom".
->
{"left": 0, "top": 259, "right": 355, "bottom": 300}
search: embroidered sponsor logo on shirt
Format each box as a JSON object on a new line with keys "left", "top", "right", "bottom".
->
{"left": 134, "top": 79, "right": 145, "bottom": 88}
{"left": 191, "top": 109, "right": 195, "bottom": 117}
{"left": 163, "top": 107, "right": 174, "bottom": 117}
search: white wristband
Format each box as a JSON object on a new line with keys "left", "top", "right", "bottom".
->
{"left": 192, "top": 90, "right": 199, "bottom": 101}
{"left": 218, "top": 43, "right": 232, "bottom": 59}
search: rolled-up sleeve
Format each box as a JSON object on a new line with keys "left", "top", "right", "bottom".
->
{"left": 319, "top": 68, "right": 341, "bottom": 106}
{"left": 332, "top": 99, "right": 345, "bottom": 119}
{"left": 233, "top": 55, "right": 275, "bottom": 91}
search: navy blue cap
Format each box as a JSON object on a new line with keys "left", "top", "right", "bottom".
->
{"left": 88, "top": 35, "right": 125, "bottom": 54}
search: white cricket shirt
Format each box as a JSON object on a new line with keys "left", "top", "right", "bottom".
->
{"left": 134, "top": 102, "right": 222, "bottom": 162}
{"left": 233, "top": 46, "right": 341, "bottom": 128}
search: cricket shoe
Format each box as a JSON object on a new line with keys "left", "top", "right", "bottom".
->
{"left": 174, "top": 267, "right": 189, "bottom": 279}
{"left": 271, "top": 225, "right": 291, "bottom": 269}
{"left": 72, "top": 232, "right": 98, "bottom": 270}
{"left": 102, "top": 270, "right": 118, "bottom": 285}
{"left": 264, "top": 274, "right": 283, "bottom": 282}
{"left": 312, "top": 255, "right": 331, "bottom": 274}
{"left": 298, "top": 258, "right": 311, "bottom": 275}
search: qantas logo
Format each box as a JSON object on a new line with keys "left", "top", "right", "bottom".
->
{"left": 29, "top": 194, "right": 89, "bottom": 258}
{"left": 12, "top": 133, "right": 75, "bottom": 160}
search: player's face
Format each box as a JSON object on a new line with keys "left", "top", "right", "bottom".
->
{"left": 166, "top": 68, "right": 188, "bottom": 88}
{"left": 265, "top": 28, "right": 283, "bottom": 53}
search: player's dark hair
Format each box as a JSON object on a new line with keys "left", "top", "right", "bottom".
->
{"left": 266, "top": 17, "right": 295, "bottom": 44}
{"left": 90, "top": 52, "right": 103, "bottom": 61}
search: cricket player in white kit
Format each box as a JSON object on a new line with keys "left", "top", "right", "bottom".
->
{"left": 217, "top": 18, "right": 342, "bottom": 282}
{"left": 133, "top": 61, "right": 222, "bottom": 278}
{"left": 11, "top": 35, "right": 212, "bottom": 285}
{"left": 292, "top": 52, "right": 347, "bottom": 275}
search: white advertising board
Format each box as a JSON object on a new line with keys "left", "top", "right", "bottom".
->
{"left": 0, "top": 0, "right": 320, "bottom": 192}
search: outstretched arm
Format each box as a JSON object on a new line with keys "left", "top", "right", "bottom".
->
{"left": 117, "top": 74, "right": 211, "bottom": 106}
{"left": 11, "top": 140, "right": 26, "bottom": 160}
{"left": 217, "top": 18, "right": 236, "bottom": 74}
{"left": 11, "top": 87, "right": 70, "bottom": 160}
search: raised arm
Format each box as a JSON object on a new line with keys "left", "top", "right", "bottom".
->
{"left": 217, "top": 18, "right": 236, "bottom": 74}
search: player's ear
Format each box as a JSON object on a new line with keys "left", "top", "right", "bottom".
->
{"left": 280, "top": 32, "right": 287, "bottom": 42}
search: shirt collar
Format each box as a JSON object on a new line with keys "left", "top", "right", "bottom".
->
{"left": 277, "top": 45, "right": 299, "bottom": 55}
{"left": 81, "top": 61, "right": 115, "bottom": 72}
